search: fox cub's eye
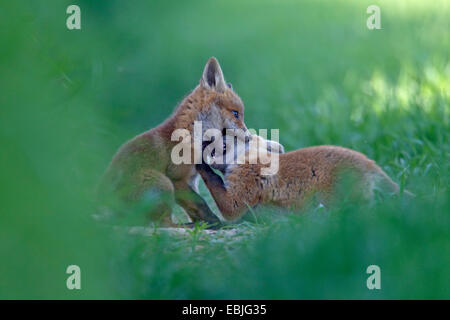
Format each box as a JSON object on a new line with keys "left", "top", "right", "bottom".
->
{"left": 232, "top": 110, "right": 239, "bottom": 119}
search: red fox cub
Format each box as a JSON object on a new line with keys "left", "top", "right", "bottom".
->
{"left": 99, "top": 57, "right": 249, "bottom": 227}
{"left": 197, "top": 134, "right": 412, "bottom": 221}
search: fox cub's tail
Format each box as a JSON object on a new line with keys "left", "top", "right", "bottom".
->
{"left": 371, "top": 167, "right": 415, "bottom": 198}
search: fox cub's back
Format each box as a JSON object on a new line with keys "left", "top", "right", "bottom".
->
{"left": 279, "top": 146, "right": 397, "bottom": 201}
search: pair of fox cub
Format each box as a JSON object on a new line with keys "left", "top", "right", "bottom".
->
{"left": 100, "top": 57, "right": 411, "bottom": 227}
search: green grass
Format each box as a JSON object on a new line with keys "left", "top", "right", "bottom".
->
{"left": 0, "top": 0, "right": 448, "bottom": 299}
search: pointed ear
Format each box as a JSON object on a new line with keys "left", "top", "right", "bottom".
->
{"left": 200, "top": 57, "right": 227, "bottom": 92}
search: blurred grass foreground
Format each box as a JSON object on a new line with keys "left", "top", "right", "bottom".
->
{"left": 0, "top": 0, "right": 449, "bottom": 299}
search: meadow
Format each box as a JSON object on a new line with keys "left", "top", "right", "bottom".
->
{"left": 0, "top": 0, "right": 448, "bottom": 299}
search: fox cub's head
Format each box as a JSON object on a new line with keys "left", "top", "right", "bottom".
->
{"left": 207, "top": 133, "right": 284, "bottom": 174}
{"left": 194, "top": 57, "right": 249, "bottom": 138}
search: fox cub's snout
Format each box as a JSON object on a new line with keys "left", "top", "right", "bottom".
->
{"left": 204, "top": 133, "right": 284, "bottom": 172}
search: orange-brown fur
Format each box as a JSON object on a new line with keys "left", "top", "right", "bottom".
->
{"left": 98, "top": 57, "right": 249, "bottom": 226}
{"left": 197, "top": 138, "right": 405, "bottom": 221}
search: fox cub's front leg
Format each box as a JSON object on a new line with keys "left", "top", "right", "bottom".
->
{"left": 195, "top": 163, "right": 247, "bottom": 221}
{"left": 173, "top": 180, "right": 222, "bottom": 226}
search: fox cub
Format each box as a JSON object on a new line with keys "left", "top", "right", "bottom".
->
{"left": 98, "top": 57, "right": 249, "bottom": 227}
{"left": 197, "top": 134, "right": 412, "bottom": 221}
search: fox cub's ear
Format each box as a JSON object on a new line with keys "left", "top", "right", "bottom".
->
{"left": 200, "top": 57, "right": 227, "bottom": 93}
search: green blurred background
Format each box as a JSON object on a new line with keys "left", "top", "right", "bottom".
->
{"left": 0, "top": 0, "right": 448, "bottom": 299}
